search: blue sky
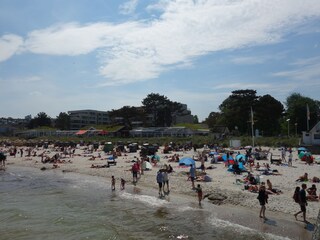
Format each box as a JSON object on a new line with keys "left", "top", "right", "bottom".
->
{"left": 1, "top": 0, "right": 320, "bottom": 121}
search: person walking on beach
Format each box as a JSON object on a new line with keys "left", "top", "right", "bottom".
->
{"left": 257, "top": 183, "right": 268, "bottom": 219}
{"left": 288, "top": 150, "right": 293, "bottom": 167}
{"left": 111, "top": 176, "right": 116, "bottom": 191}
{"left": 294, "top": 183, "right": 308, "bottom": 223}
{"left": 137, "top": 159, "right": 141, "bottom": 179}
{"left": 196, "top": 184, "right": 203, "bottom": 206}
{"left": 200, "top": 157, "right": 206, "bottom": 173}
{"left": 189, "top": 164, "right": 196, "bottom": 189}
{"left": 281, "top": 148, "right": 286, "bottom": 162}
{"left": 156, "top": 170, "right": 164, "bottom": 197}
{"left": 293, "top": 186, "right": 300, "bottom": 204}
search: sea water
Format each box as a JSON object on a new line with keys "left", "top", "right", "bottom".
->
{"left": 0, "top": 167, "right": 291, "bottom": 240}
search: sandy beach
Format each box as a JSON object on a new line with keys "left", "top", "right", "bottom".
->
{"left": 1, "top": 143, "right": 319, "bottom": 239}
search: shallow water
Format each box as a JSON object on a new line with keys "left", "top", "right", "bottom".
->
{"left": 0, "top": 167, "right": 293, "bottom": 240}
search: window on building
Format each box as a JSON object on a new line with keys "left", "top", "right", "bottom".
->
{"left": 314, "top": 134, "right": 320, "bottom": 139}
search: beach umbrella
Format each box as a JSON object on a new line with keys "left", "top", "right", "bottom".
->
{"left": 298, "top": 147, "right": 307, "bottom": 151}
{"left": 236, "top": 154, "right": 246, "bottom": 162}
{"left": 297, "top": 147, "right": 308, "bottom": 155}
{"left": 179, "top": 157, "right": 195, "bottom": 166}
{"left": 209, "top": 151, "right": 218, "bottom": 156}
{"left": 149, "top": 155, "right": 160, "bottom": 161}
{"left": 222, "top": 154, "right": 234, "bottom": 161}
{"left": 301, "top": 152, "right": 312, "bottom": 161}
{"left": 298, "top": 151, "right": 310, "bottom": 159}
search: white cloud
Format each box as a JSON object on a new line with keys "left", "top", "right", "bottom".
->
{"left": 230, "top": 56, "right": 268, "bottom": 65}
{"left": 229, "top": 52, "right": 288, "bottom": 65}
{"left": 119, "top": 0, "right": 139, "bottom": 15}
{"left": 213, "top": 83, "right": 271, "bottom": 90}
{"left": 2, "top": 0, "right": 320, "bottom": 85}
{"left": 23, "top": 22, "right": 121, "bottom": 56}
{"left": 273, "top": 61, "right": 320, "bottom": 81}
{"left": 146, "top": 0, "right": 170, "bottom": 12}
{"left": 0, "top": 34, "right": 23, "bottom": 62}
{"left": 290, "top": 56, "right": 320, "bottom": 66}
{"left": 22, "top": 76, "right": 42, "bottom": 83}
{"left": 29, "top": 91, "right": 42, "bottom": 96}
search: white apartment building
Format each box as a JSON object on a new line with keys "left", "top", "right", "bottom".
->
{"left": 68, "top": 110, "right": 110, "bottom": 130}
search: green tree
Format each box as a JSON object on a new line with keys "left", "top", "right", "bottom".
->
{"left": 254, "top": 94, "right": 284, "bottom": 136}
{"left": 109, "top": 106, "right": 146, "bottom": 128}
{"left": 285, "top": 93, "right": 319, "bottom": 133}
{"left": 219, "top": 89, "right": 258, "bottom": 134}
{"left": 55, "top": 112, "right": 71, "bottom": 130}
{"left": 204, "top": 112, "right": 222, "bottom": 128}
{"left": 142, "top": 93, "right": 182, "bottom": 127}
{"left": 193, "top": 115, "right": 199, "bottom": 124}
{"left": 28, "top": 112, "right": 51, "bottom": 128}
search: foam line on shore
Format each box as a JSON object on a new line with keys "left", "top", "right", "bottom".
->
{"left": 208, "top": 217, "right": 292, "bottom": 240}
{"left": 120, "top": 192, "right": 169, "bottom": 207}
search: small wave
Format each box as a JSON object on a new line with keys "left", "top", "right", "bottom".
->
{"left": 176, "top": 206, "right": 196, "bottom": 212}
{"left": 208, "top": 217, "right": 291, "bottom": 240}
{"left": 119, "top": 192, "right": 168, "bottom": 207}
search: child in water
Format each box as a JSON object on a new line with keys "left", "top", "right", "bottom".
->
{"left": 120, "top": 178, "right": 126, "bottom": 190}
{"left": 111, "top": 176, "right": 115, "bottom": 191}
{"left": 196, "top": 184, "right": 203, "bottom": 205}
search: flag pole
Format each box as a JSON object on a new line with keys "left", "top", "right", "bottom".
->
{"left": 251, "top": 107, "right": 254, "bottom": 147}
{"left": 307, "top": 104, "right": 310, "bottom": 131}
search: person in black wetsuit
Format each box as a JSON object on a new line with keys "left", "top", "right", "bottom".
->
{"left": 257, "top": 184, "right": 268, "bottom": 219}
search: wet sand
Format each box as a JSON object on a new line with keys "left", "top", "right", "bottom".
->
{"left": 126, "top": 184, "right": 314, "bottom": 240}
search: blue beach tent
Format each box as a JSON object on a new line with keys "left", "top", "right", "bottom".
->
{"left": 179, "top": 157, "right": 195, "bottom": 166}
{"left": 222, "top": 154, "right": 234, "bottom": 161}
{"left": 228, "top": 162, "right": 246, "bottom": 172}
{"left": 236, "top": 154, "right": 246, "bottom": 162}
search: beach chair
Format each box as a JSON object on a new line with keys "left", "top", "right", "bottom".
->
{"left": 270, "top": 153, "right": 282, "bottom": 165}
{"left": 107, "top": 159, "right": 117, "bottom": 166}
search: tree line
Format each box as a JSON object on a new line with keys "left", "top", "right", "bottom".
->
{"left": 26, "top": 90, "right": 320, "bottom": 136}
{"left": 206, "top": 90, "right": 319, "bottom": 136}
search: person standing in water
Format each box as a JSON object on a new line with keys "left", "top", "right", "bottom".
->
{"left": 111, "top": 176, "right": 115, "bottom": 191}
{"left": 196, "top": 184, "right": 203, "bottom": 206}
{"left": 120, "top": 178, "right": 126, "bottom": 190}
{"left": 163, "top": 165, "right": 170, "bottom": 193}
{"left": 156, "top": 170, "right": 164, "bottom": 197}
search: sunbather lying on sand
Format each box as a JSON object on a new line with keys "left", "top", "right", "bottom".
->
{"left": 90, "top": 164, "right": 109, "bottom": 168}
{"left": 266, "top": 179, "right": 282, "bottom": 194}
{"left": 296, "top": 173, "right": 309, "bottom": 182}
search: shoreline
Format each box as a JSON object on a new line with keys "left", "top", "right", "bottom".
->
{"left": 2, "top": 145, "right": 320, "bottom": 239}
{"left": 4, "top": 164, "right": 314, "bottom": 240}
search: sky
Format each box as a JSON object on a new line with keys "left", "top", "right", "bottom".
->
{"left": 1, "top": 0, "right": 320, "bottom": 121}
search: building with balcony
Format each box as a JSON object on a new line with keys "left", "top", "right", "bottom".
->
{"left": 68, "top": 110, "right": 110, "bottom": 130}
